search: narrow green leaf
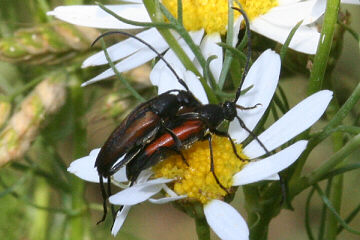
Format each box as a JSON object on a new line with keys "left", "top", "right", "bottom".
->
{"left": 280, "top": 20, "right": 303, "bottom": 61}
{"left": 315, "top": 184, "right": 360, "bottom": 235}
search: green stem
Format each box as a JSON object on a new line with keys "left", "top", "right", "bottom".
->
{"left": 29, "top": 178, "right": 50, "bottom": 240}
{"left": 218, "top": 0, "right": 234, "bottom": 89}
{"left": 325, "top": 175, "right": 343, "bottom": 239}
{"left": 318, "top": 179, "right": 332, "bottom": 240}
{"left": 325, "top": 98, "right": 344, "bottom": 240}
{"left": 244, "top": 185, "right": 281, "bottom": 240}
{"left": 307, "top": 0, "right": 340, "bottom": 94}
{"left": 195, "top": 217, "right": 210, "bottom": 240}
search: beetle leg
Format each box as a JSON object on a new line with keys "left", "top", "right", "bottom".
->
{"left": 97, "top": 176, "right": 108, "bottom": 224}
{"left": 236, "top": 116, "right": 270, "bottom": 155}
{"left": 212, "top": 129, "right": 246, "bottom": 162}
{"left": 161, "top": 120, "right": 188, "bottom": 166}
{"left": 205, "top": 134, "right": 229, "bottom": 194}
{"left": 107, "top": 177, "right": 116, "bottom": 220}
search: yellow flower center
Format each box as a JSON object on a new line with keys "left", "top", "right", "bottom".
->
{"left": 153, "top": 135, "right": 248, "bottom": 204}
{"left": 162, "top": 0, "right": 278, "bottom": 34}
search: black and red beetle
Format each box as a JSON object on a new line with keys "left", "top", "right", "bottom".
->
{"left": 117, "top": 8, "right": 269, "bottom": 192}
{"left": 94, "top": 7, "right": 270, "bottom": 222}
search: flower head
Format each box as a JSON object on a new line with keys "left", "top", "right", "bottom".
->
{"left": 67, "top": 49, "right": 333, "bottom": 239}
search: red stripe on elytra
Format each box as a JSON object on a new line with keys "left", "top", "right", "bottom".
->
{"left": 145, "top": 120, "right": 203, "bottom": 155}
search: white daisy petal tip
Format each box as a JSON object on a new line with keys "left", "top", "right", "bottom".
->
{"left": 244, "top": 90, "right": 332, "bottom": 158}
{"left": 234, "top": 140, "right": 308, "bottom": 186}
{"left": 204, "top": 200, "right": 249, "bottom": 240}
{"left": 67, "top": 148, "right": 102, "bottom": 183}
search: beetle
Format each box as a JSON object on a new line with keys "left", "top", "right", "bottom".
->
{"left": 91, "top": 31, "right": 202, "bottom": 223}
{"left": 120, "top": 7, "right": 269, "bottom": 190}
{"left": 95, "top": 7, "right": 271, "bottom": 222}
{"left": 124, "top": 100, "right": 266, "bottom": 191}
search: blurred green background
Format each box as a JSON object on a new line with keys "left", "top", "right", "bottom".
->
{"left": 0, "top": 1, "right": 359, "bottom": 239}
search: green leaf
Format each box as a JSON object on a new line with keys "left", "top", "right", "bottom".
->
{"left": 315, "top": 184, "right": 360, "bottom": 235}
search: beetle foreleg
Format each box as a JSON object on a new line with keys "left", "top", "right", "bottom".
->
{"left": 206, "top": 134, "right": 229, "bottom": 194}
{"left": 212, "top": 129, "right": 246, "bottom": 162}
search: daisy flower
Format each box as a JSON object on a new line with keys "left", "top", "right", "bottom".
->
{"left": 48, "top": 0, "right": 328, "bottom": 87}
{"left": 67, "top": 50, "right": 333, "bottom": 239}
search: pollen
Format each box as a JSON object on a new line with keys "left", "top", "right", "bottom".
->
{"left": 153, "top": 135, "right": 248, "bottom": 204}
{"left": 162, "top": 0, "right": 278, "bottom": 34}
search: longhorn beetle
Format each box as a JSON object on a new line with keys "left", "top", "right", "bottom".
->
{"left": 117, "top": 7, "right": 270, "bottom": 192}
{"left": 92, "top": 32, "right": 202, "bottom": 223}
{"left": 95, "top": 7, "right": 271, "bottom": 223}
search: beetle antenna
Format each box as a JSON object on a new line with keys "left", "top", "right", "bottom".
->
{"left": 232, "top": 7, "right": 252, "bottom": 103}
{"left": 91, "top": 31, "right": 190, "bottom": 92}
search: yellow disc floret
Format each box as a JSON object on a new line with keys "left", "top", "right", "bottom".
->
{"left": 162, "top": 0, "right": 278, "bottom": 34}
{"left": 153, "top": 135, "right": 248, "bottom": 204}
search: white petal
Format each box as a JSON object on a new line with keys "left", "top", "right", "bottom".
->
{"left": 82, "top": 28, "right": 170, "bottom": 67}
{"left": 200, "top": 33, "right": 223, "bottom": 82}
{"left": 229, "top": 49, "right": 280, "bottom": 143}
{"left": 67, "top": 148, "right": 103, "bottom": 183}
{"left": 204, "top": 200, "right": 249, "bottom": 240}
{"left": 263, "top": 174, "right": 280, "bottom": 181}
{"left": 109, "top": 178, "right": 173, "bottom": 205}
{"left": 341, "top": 0, "right": 360, "bottom": 4}
{"left": 244, "top": 90, "right": 332, "bottom": 158}
{"left": 150, "top": 29, "right": 204, "bottom": 89}
{"left": 232, "top": 16, "right": 243, "bottom": 47}
{"left": 251, "top": 19, "right": 320, "bottom": 54}
{"left": 233, "top": 140, "right": 307, "bottom": 186}
{"left": 185, "top": 71, "right": 209, "bottom": 104}
{"left": 262, "top": 0, "right": 325, "bottom": 26}
{"left": 82, "top": 46, "right": 168, "bottom": 86}
{"left": 111, "top": 205, "right": 131, "bottom": 236}
{"left": 112, "top": 166, "right": 128, "bottom": 183}
{"left": 157, "top": 65, "right": 186, "bottom": 94}
{"left": 47, "top": 5, "right": 150, "bottom": 29}
{"left": 149, "top": 195, "right": 187, "bottom": 204}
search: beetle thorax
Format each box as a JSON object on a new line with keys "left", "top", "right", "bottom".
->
{"left": 222, "top": 101, "right": 237, "bottom": 121}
